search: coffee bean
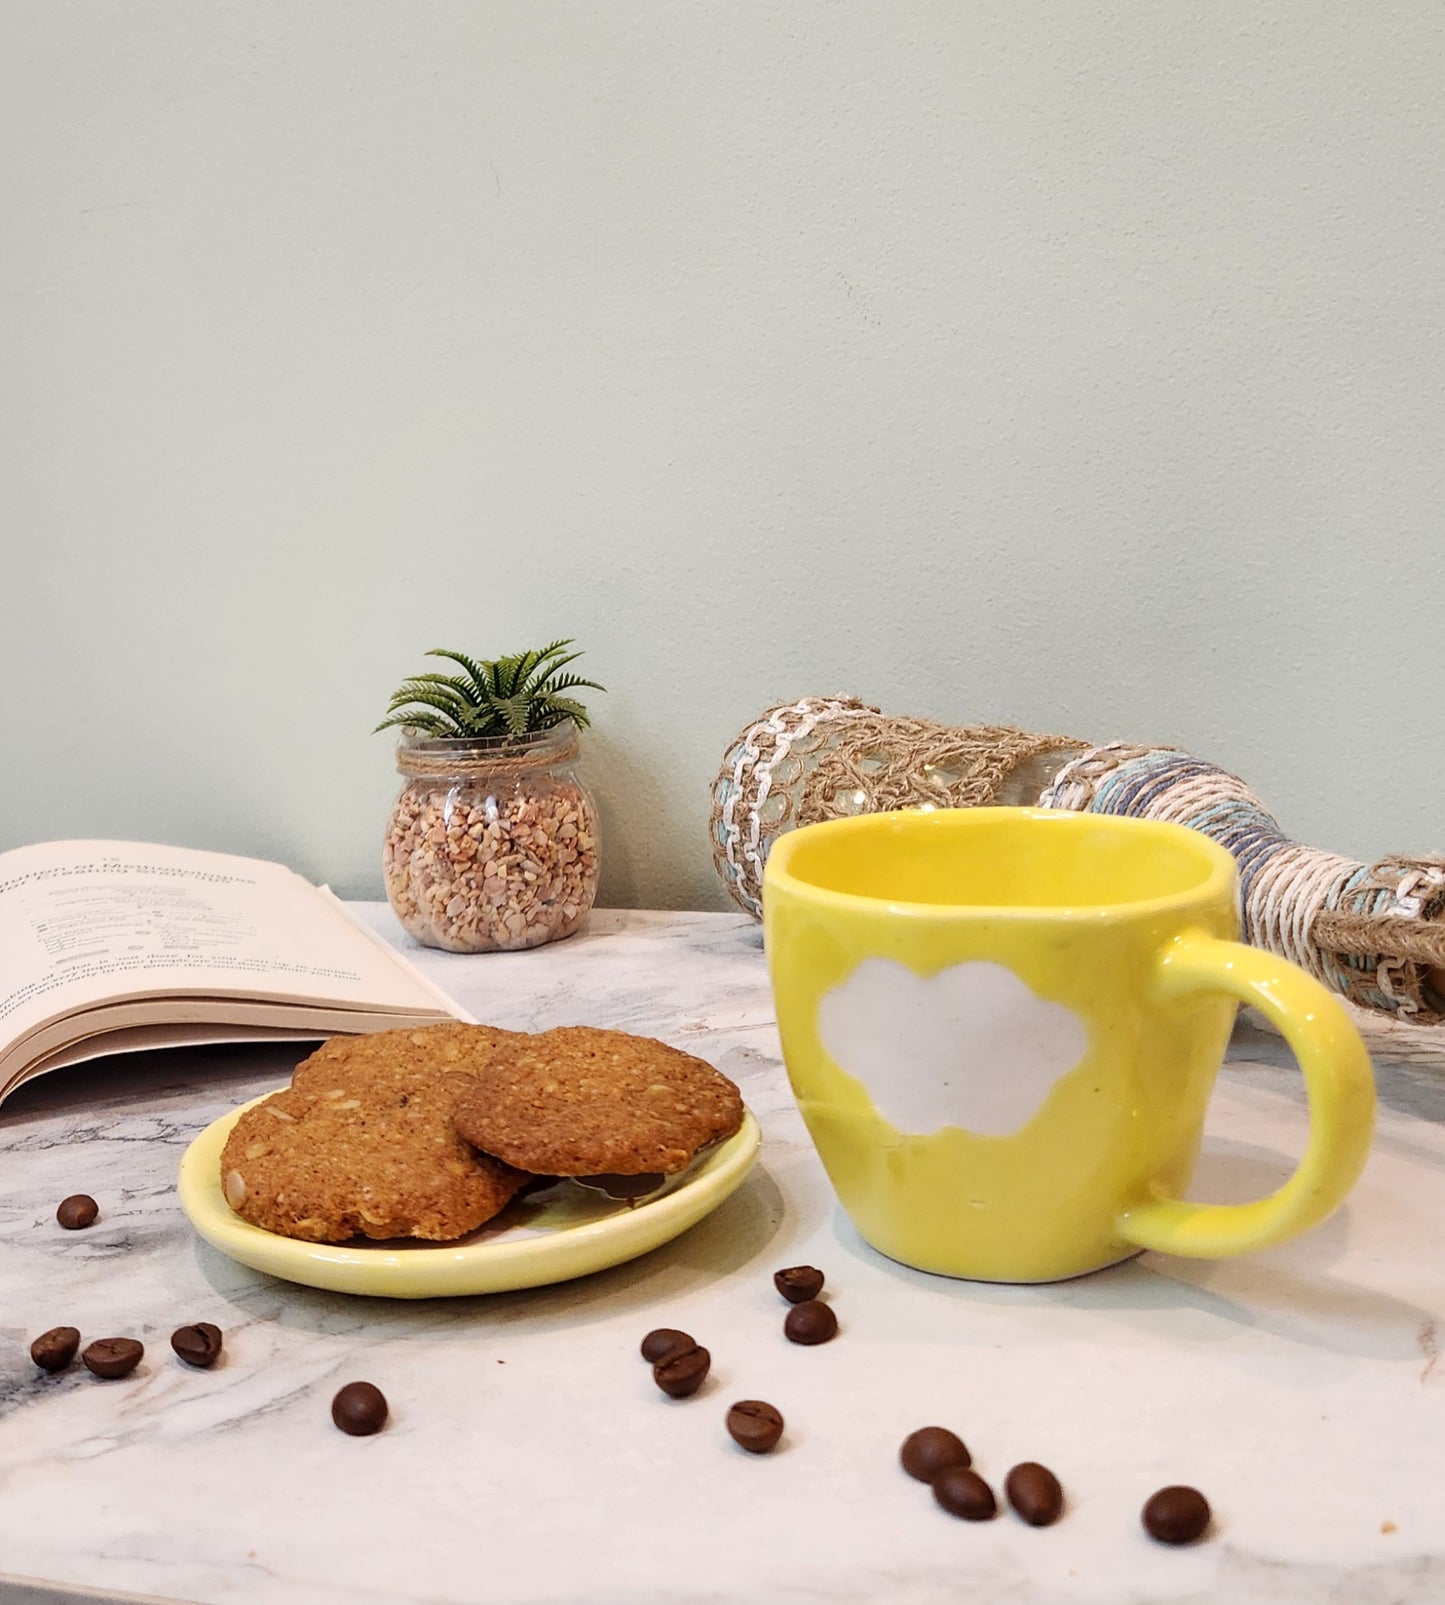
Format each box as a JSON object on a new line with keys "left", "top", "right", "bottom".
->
{"left": 933, "top": 1465, "right": 998, "bottom": 1521}
{"left": 900, "top": 1426, "right": 971, "bottom": 1483}
{"left": 653, "top": 1343, "right": 710, "bottom": 1399}
{"left": 726, "top": 1399, "right": 784, "bottom": 1453}
{"left": 332, "top": 1381, "right": 388, "bottom": 1436}
{"left": 171, "top": 1322, "right": 223, "bottom": 1368}
{"left": 81, "top": 1338, "right": 143, "bottom": 1379}
{"left": 783, "top": 1299, "right": 837, "bottom": 1345}
{"left": 773, "top": 1265, "right": 824, "bottom": 1304}
{"left": 1142, "top": 1485, "right": 1211, "bottom": 1545}
{"left": 1005, "top": 1462, "right": 1064, "bottom": 1526}
{"left": 640, "top": 1327, "right": 694, "bottom": 1364}
{"left": 56, "top": 1195, "right": 98, "bottom": 1230}
{"left": 30, "top": 1326, "right": 81, "bottom": 1373}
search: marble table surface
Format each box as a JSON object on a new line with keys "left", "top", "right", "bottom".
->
{"left": 1, "top": 906, "right": 1443, "bottom": 1605}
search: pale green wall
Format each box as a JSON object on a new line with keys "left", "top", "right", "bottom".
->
{"left": 4, "top": 2, "right": 1443, "bottom": 911}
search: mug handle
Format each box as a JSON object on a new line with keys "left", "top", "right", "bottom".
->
{"left": 1115, "top": 931, "right": 1376, "bottom": 1258}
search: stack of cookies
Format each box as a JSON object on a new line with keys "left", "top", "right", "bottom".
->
{"left": 218, "top": 1023, "right": 746, "bottom": 1245}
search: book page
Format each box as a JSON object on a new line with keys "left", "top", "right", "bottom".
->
{"left": 13, "top": 1000, "right": 453, "bottom": 1083}
{"left": 16, "top": 1022, "right": 333, "bottom": 1087}
{"left": 0, "top": 840, "right": 454, "bottom": 1054}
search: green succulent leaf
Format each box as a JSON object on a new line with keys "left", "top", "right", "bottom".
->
{"left": 529, "top": 694, "right": 593, "bottom": 729}
{"left": 374, "top": 710, "right": 459, "bottom": 736}
{"left": 378, "top": 638, "right": 605, "bottom": 738}
{"left": 383, "top": 686, "right": 472, "bottom": 719}
{"left": 424, "top": 650, "right": 492, "bottom": 698}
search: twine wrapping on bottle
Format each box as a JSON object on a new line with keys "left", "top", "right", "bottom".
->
{"left": 709, "top": 701, "right": 1445, "bottom": 1024}
{"left": 1043, "top": 742, "right": 1445, "bottom": 1022}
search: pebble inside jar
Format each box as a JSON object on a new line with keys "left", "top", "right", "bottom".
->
{"left": 383, "top": 724, "right": 600, "bottom": 953}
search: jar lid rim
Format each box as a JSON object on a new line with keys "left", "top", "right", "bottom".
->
{"left": 394, "top": 720, "right": 580, "bottom": 775}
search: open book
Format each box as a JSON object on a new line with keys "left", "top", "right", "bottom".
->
{"left": 0, "top": 839, "right": 471, "bottom": 1106}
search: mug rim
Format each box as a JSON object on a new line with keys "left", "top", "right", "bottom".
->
{"left": 761, "top": 806, "right": 1238, "bottom": 921}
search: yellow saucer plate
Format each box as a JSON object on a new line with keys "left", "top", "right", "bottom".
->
{"left": 177, "top": 1093, "right": 761, "bottom": 1299}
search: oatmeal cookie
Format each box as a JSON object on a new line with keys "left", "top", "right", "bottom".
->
{"left": 290, "top": 1022, "right": 526, "bottom": 1089}
{"left": 219, "top": 1054, "right": 529, "bottom": 1244}
{"left": 451, "top": 1026, "right": 745, "bottom": 1176}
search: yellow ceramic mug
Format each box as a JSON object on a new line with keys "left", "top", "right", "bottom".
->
{"left": 762, "top": 807, "right": 1375, "bottom": 1282}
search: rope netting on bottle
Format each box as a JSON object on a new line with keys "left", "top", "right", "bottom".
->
{"left": 710, "top": 701, "right": 1445, "bottom": 1023}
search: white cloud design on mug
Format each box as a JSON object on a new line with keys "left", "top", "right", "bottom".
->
{"left": 816, "top": 957, "right": 1089, "bottom": 1137}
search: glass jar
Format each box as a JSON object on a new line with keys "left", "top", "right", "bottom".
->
{"left": 382, "top": 722, "right": 600, "bottom": 953}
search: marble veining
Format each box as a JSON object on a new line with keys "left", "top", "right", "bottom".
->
{"left": 0, "top": 907, "right": 1441, "bottom": 1605}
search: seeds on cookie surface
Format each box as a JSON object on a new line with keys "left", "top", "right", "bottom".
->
{"left": 218, "top": 1032, "right": 531, "bottom": 1245}
{"left": 451, "top": 1026, "right": 744, "bottom": 1177}
{"left": 216, "top": 1023, "right": 737, "bottom": 1246}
